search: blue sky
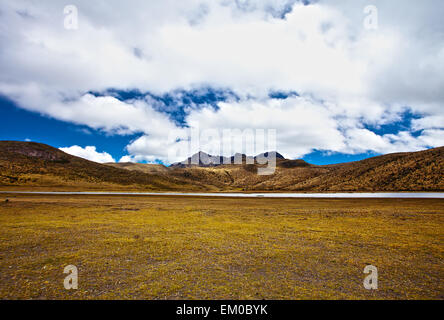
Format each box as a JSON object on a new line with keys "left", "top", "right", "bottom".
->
{"left": 0, "top": 1, "right": 442, "bottom": 165}
{"left": 0, "top": 95, "right": 137, "bottom": 162}
{"left": 0, "top": 92, "right": 419, "bottom": 165}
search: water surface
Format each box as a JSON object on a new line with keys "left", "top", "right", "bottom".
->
{"left": 1, "top": 191, "right": 443, "bottom": 198}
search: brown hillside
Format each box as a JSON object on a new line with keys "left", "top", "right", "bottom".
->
{"left": 0, "top": 141, "right": 442, "bottom": 192}
{"left": 307, "top": 147, "right": 444, "bottom": 192}
{"left": 105, "top": 162, "right": 169, "bottom": 174}
{"left": 164, "top": 147, "right": 444, "bottom": 192}
{"left": 0, "top": 141, "right": 206, "bottom": 191}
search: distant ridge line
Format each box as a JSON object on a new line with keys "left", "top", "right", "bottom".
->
{"left": 0, "top": 141, "right": 443, "bottom": 192}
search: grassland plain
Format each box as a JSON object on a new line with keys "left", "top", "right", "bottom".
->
{"left": 0, "top": 194, "right": 442, "bottom": 300}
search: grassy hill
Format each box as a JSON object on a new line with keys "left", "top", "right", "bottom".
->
{"left": 105, "top": 162, "right": 169, "bottom": 174}
{"left": 0, "top": 141, "right": 207, "bottom": 191}
{"left": 297, "top": 147, "right": 444, "bottom": 192}
{"left": 163, "top": 147, "right": 444, "bottom": 192}
{"left": 0, "top": 141, "right": 443, "bottom": 192}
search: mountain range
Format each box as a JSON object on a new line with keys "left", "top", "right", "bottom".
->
{"left": 170, "top": 151, "right": 285, "bottom": 168}
{"left": 0, "top": 141, "right": 443, "bottom": 192}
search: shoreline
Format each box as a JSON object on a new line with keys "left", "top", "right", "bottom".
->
{"left": 1, "top": 191, "right": 444, "bottom": 199}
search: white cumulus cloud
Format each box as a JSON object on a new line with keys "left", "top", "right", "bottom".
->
{"left": 59, "top": 146, "right": 115, "bottom": 163}
{"left": 0, "top": 0, "right": 442, "bottom": 163}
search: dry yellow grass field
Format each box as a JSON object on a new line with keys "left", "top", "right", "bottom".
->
{"left": 0, "top": 194, "right": 442, "bottom": 300}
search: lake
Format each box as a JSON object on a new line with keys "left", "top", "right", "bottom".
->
{"left": 1, "top": 191, "right": 443, "bottom": 198}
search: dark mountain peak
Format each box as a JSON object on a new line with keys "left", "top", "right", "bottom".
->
{"left": 171, "top": 151, "right": 224, "bottom": 168}
{"left": 171, "top": 150, "right": 288, "bottom": 168}
{"left": 255, "top": 151, "right": 285, "bottom": 160}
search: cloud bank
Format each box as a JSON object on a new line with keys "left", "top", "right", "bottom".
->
{"left": 0, "top": 0, "right": 443, "bottom": 163}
